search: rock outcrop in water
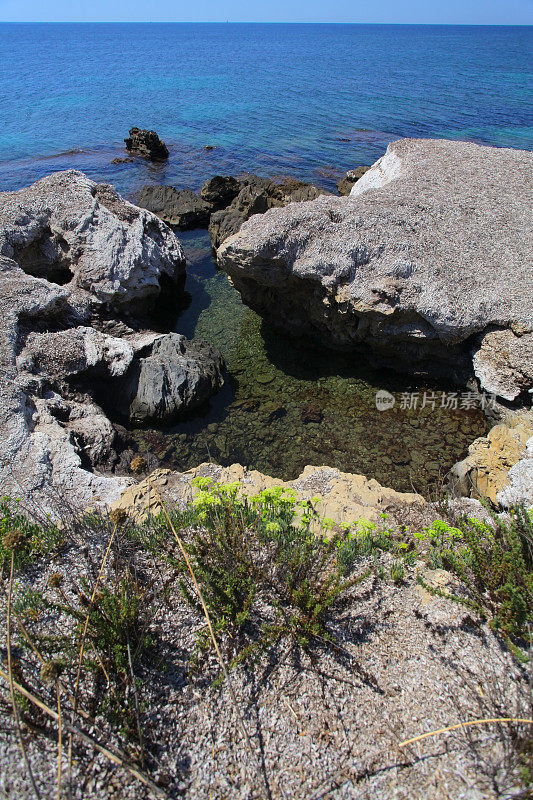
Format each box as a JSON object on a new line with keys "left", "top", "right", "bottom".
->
{"left": 136, "top": 185, "right": 211, "bottom": 230}
{"left": 136, "top": 173, "right": 329, "bottom": 246}
{"left": 124, "top": 127, "right": 169, "bottom": 161}
{"left": 114, "top": 333, "right": 224, "bottom": 424}
{"left": 0, "top": 171, "right": 223, "bottom": 514}
{"left": 218, "top": 139, "right": 533, "bottom": 400}
{"left": 336, "top": 165, "right": 369, "bottom": 195}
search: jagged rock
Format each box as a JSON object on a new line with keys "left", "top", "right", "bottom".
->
{"left": 337, "top": 166, "right": 370, "bottom": 195}
{"left": 124, "top": 127, "right": 169, "bottom": 161}
{"left": 217, "top": 139, "right": 533, "bottom": 396}
{"left": 209, "top": 175, "right": 328, "bottom": 248}
{"left": 0, "top": 172, "right": 223, "bottom": 515}
{"left": 448, "top": 414, "right": 533, "bottom": 504}
{"left": 113, "top": 333, "right": 224, "bottom": 424}
{"left": 0, "top": 171, "right": 185, "bottom": 307}
{"left": 111, "top": 462, "right": 426, "bottom": 526}
{"left": 0, "top": 258, "right": 132, "bottom": 514}
{"left": 497, "top": 437, "right": 533, "bottom": 508}
{"left": 136, "top": 185, "right": 211, "bottom": 230}
{"left": 199, "top": 175, "right": 240, "bottom": 210}
{"left": 472, "top": 328, "right": 533, "bottom": 402}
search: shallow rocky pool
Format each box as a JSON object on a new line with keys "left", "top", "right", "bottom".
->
{"left": 131, "top": 230, "right": 488, "bottom": 495}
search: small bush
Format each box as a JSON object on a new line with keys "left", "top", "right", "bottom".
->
{"left": 175, "top": 480, "right": 405, "bottom": 667}
{"left": 0, "top": 497, "right": 64, "bottom": 570}
{"left": 416, "top": 505, "right": 533, "bottom": 657}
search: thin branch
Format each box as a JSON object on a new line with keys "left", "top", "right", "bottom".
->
{"left": 56, "top": 682, "right": 62, "bottom": 800}
{"left": 67, "top": 523, "right": 117, "bottom": 792}
{"left": 147, "top": 478, "right": 270, "bottom": 800}
{"left": 399, "top": 717, "right": 533, "bottom": 748}
{"left": 0, "top": 668, "right": 168, "bottom": 800}
{"left": 6, "top": 553, "right": 42, "bottom": 799}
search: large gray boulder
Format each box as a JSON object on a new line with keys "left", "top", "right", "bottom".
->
{"left": 0, "top": 172, "right": 223, "bottom": 515}
{"left": 0, "top": 171, "right": 185, "bottom": 307}
{"left": 114, "top": 333, "right": 224, "bottom": 424}
{"left": 218, "top": 139, "right": 533, "bottom": 400}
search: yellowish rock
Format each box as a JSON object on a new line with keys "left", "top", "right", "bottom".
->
{"left": 111, "top": 462, "right": 425, "bottom": 527}
{"left": 449, "top": 414, "right": 533, "bottom": 503}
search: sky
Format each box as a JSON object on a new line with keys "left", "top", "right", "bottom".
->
{"left": 0, "top": 0, "right": 532, "bottom": 24}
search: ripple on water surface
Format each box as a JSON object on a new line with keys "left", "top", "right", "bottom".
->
{"left": 131, "top": 231, "right": 489, "bottom": 495}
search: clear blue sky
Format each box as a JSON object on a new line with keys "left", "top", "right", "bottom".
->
{"left": 0, "top": 0, "right": 532, "bottom": 24}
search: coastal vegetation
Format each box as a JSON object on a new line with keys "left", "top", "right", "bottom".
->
{"left": 1, "top": 487, "right": 531, "bottom": 798}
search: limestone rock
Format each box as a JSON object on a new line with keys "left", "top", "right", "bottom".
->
{"left": 472, "top": 328, "right": 533, "bottom": 402}
{"left": 0, "top": 171, "right": 185, "bottom": 307}
{"left": 0, "top": 172, "right": 223, "bottom": 515}
{"left": 497, "top": 436, "right": 533, "bottom": 508}
{"left": 217, "top": 139, "right": 533, "bottom": 396}
{"left": 111, "top": 462, "right": 425, "bottom": 526}
{"left": 124, "top": 127, "right": 169, "bottom": 161}
{"left": 448, "top": 414, "right": 533, "bottom": 504}
{"left": 113, "top": 333, "right": 225, "bottom": 424}
{"left": 136, "top": 185, "right": 211, "bottom": 230}
{"left": 337, "top": 166, "right": 370, "bottom": 195}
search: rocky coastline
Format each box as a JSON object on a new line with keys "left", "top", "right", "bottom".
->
{"left": 0, "top": 134, "right": 532, "bottom": 800}
{"left": 0, "top": 139, "right": 531, "bottom": 519}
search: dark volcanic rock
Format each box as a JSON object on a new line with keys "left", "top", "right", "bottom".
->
{"left": 124, "top": 127, "right": 169, "bottom": 161}
{"left": 136, "top": 185, "right": 211, "bottom": 230}
{"left": 208, "top": 175, "right": 329, "bottom": 249}
{"left": 199, "top": 175, "right": 240, "bottom": 210}
{"left": 114, "top": 333, "right": 225, "bottom": 424}
{"left": 337, "top": 166, "right": 370, "bottom": 195}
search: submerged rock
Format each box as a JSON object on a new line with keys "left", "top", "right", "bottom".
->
{"left": 218, "top": 138, "right": 533, "bottom": 398}
{"left": 124, "top": 127, "right": 169, "bottom": 161}
{"left": 136, "top": 185, "right": 211, "bottom": 230}
{"left": 114, "top": 333, "right": 224, "bottom": 424}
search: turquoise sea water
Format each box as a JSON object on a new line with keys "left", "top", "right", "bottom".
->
{"left": 0, "top": 23, "right": 531, "bottom": 194}
{"left": 1, "top": 23, "right": 530, "bottom": 490}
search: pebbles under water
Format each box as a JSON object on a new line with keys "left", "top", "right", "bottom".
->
{"left": 131, "top": 230, "right": 488, "bottom": 495}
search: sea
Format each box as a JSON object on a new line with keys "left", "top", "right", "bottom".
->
{"left": 1, "top": 23, "right": 532, "bottom": 491}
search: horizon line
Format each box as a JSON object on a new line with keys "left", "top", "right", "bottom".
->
{"left": 1, "top": 21, "right": 532, "bottom": 26}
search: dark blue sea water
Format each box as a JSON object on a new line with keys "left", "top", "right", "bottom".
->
{"left": 0, "top": 23, "right": 531, "bottom": 196}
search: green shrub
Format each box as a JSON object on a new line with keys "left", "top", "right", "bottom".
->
{"left": 0, "top": 497, "right": 64, "bottom": 570}
{"left": 416, "top": 505, "right": 533, "bottom": 657}
{"left": 175, "top": 480, "right": 403, "bottom": 667}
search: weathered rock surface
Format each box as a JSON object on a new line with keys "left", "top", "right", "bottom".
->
{"left": 497, "top": 436, "right": 533, "bottom": 508}
{"left": 209, "top": 174, "right": 329, "bottom": 248}
{"left": 0, "top": 172, "right": 223, "bottom": 515}
{"left": 111, "top": 462, "right": 427, "bottom": 527}
{"left": 113, "top": 333, "right": 224, "bottom": 424}
{"left": 136, "top": 185, "right": 211, "bottom": 230}
{"left": 218, "top": 139, "right": 533, "bottom": 398}
{"left": 0, "top": 171, "right": 185, "bottom": 307}
{"left": 199, "top": 175, "right": 241, "bottom": 210}
{"left": 124, "top": 127, "right": 169, "bottom": 161}
{"left": 337, "top": 165, "right": 370, "bottom": 195}
{"left": 448, "top": 414, "right": 533, "bottom": 504}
